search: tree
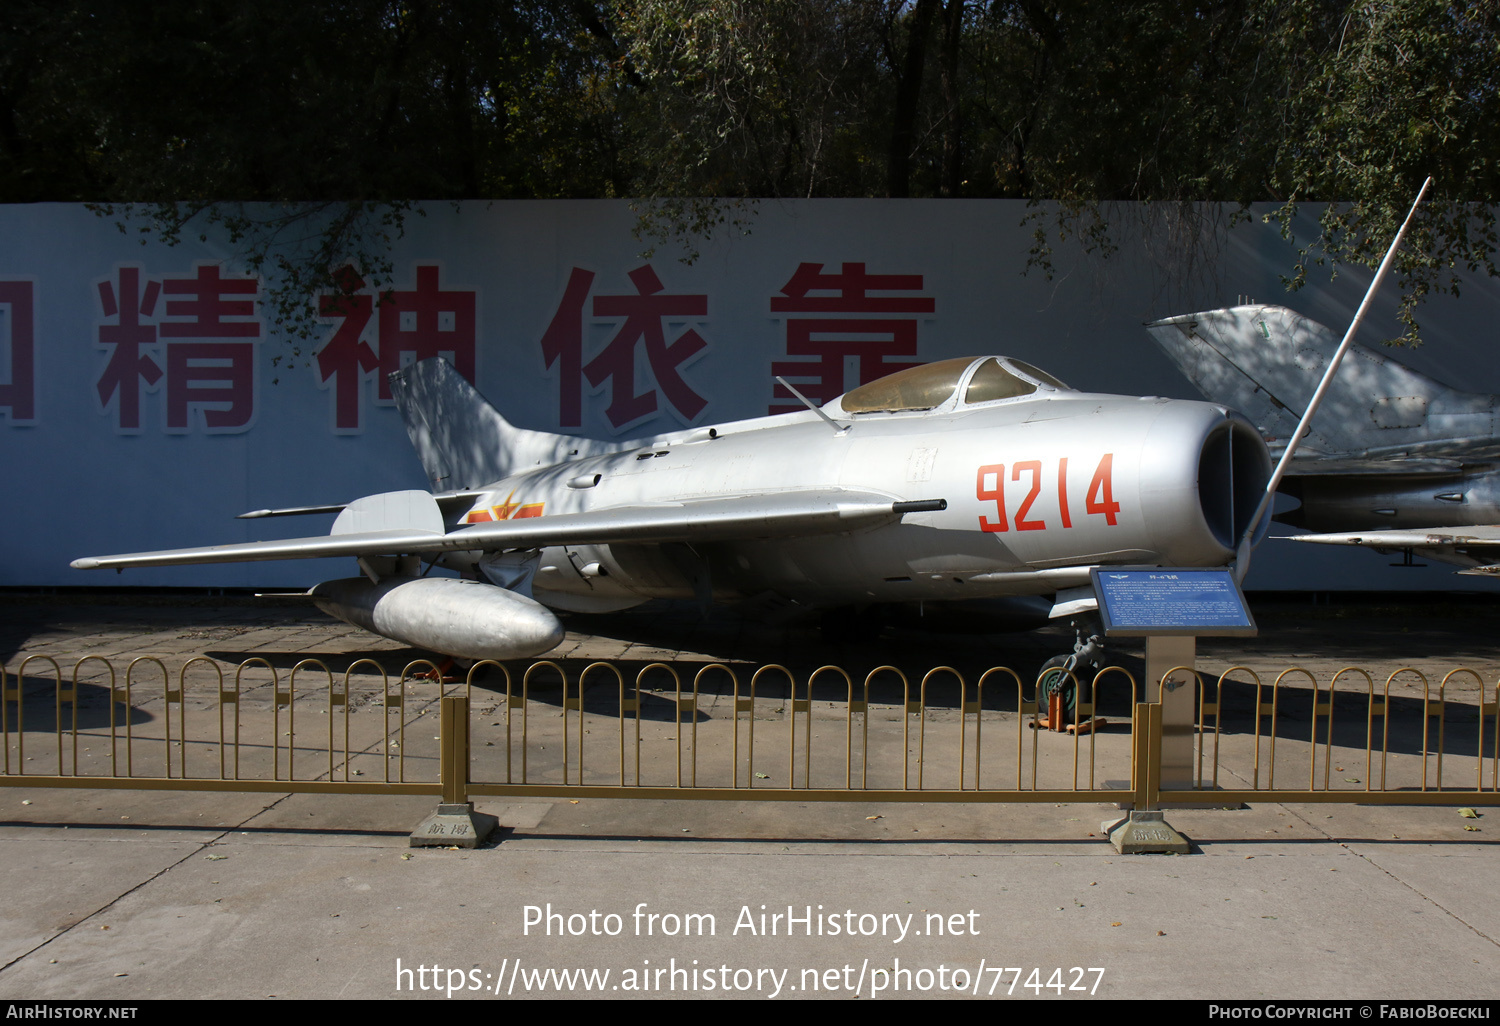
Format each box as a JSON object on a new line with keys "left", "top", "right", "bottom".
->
{"left": 1, "top": 1, "right": 1495, "bottom": 347}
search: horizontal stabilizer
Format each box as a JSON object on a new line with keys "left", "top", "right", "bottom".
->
{"left": 73, "top": 490, "right": 931, "bottom": 571}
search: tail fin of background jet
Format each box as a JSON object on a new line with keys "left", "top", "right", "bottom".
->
{"left": 1146, "top": 305, "right": 1480, "bottom": 458}
{"left": 389, "top": 359, "right": 590, "bottom": 491}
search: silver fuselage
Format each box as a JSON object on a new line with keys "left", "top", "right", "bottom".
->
{"left": 444, "top": 391, "right": 1267, "bottom": 612}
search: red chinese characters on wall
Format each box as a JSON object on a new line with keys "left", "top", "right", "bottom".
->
{"left": 768, "top": 262, "right": 935, "bottom": 414}
{"left": 316, "top": 264, "right": 476, "bottom": 431}
{"left": 0, "top": 280, "right": 34, "bottom": 423}
{"left": 94, "top": 264, "right": 259, "bottom": 432}
{"left": 540, "top": 265, "right": 709, "bottom": 431}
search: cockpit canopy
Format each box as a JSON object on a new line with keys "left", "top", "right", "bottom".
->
{"left": 838, "top": 357, "right": 1069, "bottom": 414}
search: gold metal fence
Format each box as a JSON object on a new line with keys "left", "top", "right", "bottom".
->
{"left": 465, "top": 660, "right": 1143, "bottom": 803}
{"left": 3, "top": 656, "right": 1499, "bottom": 813}
{"left": 0, "top": 654, "right": 466, "bottom": 796}
{"left": 1163, "top": 664, "right": 1500, "bottom": 806}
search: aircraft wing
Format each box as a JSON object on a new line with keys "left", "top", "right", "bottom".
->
{"left": 73, "top": 490, "right": 941, "bottom": 571}
{"left": 1269, "top": 455, "right": 1470, "bottom": 476}
{"left": 1286, "top": 524, "right": 1500, "bottom": 573}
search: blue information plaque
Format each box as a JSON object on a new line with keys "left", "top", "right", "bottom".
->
{"left": 1089, "top": 567, "right": 1257, "bottom": 637}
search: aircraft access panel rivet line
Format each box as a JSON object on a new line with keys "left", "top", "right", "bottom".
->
{"left": 693, "top": 664, "right": 738, "bottom": 790}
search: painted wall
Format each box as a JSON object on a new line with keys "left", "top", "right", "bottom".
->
{"left": 2, "top": 200, "right": 1497, "bottom": 591}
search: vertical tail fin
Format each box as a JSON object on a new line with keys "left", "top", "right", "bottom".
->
{"left": 1147, "top": 305, "right": 1465, "bottom": 456}
{"left": 388, "top": 359, "right": 586, "bottom": 491}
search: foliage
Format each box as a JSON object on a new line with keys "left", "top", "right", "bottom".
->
{"left": 1, "top": 1, "right": 1495, "bottom": 348}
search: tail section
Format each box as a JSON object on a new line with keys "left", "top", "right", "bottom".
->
{"left": 1146, "top": 305, "right": 1484, "bottom": 457}
{"left": 389, "top": 359, "right": 589, "bottom": 491}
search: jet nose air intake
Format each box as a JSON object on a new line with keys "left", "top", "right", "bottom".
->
{"left": 1197, "top": 415, "right": 1272, "bottom": 551}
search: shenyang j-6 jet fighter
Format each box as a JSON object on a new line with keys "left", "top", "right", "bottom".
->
{"left": 74, "top": 356, "right": 1271, "bottom": 665}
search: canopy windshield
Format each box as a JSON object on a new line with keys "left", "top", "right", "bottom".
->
{"left": 841, "top": 358, "right": 976, "bottom": 413}
{"left": 961, "top": 358, "right": 1070, "bottom": 403}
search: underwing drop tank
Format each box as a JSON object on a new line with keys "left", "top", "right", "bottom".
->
{"left": 310, "top": 577, "right": 564, "bottom": 661}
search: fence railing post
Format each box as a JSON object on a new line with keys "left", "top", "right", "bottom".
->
{"left": 1106, "top": 700, "right": 1189, "bottom": 853}
{"left": 410, "top": 693, "right": 497, "bottom": 848}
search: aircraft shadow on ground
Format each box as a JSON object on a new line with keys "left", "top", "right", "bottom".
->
{"left": 177, "top": 649, "right": 1494, "bottom": 761}
{"left": 466, "top": 654, "right": 1153, "bottom": 726}
{"left": 3, "top": 676, "right": 154, "bottom": 730}
{"left": 1205, "top": 684, "right": 1495, "bottom": 760}
{"left": 201, "top": 647, "right": 450, "bottom": 678}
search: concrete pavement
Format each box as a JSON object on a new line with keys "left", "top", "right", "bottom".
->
{"left": 1, "top": 592, "right": 1498, "bottom": 1000}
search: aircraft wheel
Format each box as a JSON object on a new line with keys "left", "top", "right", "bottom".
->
{"left": 1038, "top": 655, "right": 1093, "bottom": 721}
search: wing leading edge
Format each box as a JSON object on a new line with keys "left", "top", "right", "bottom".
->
{"left": 72, "top": 491, "right": 942, "bottom": 571}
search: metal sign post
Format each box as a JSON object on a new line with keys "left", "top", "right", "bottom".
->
{"left": 1090, "top": 568, "right": 1258, "bottom": 853}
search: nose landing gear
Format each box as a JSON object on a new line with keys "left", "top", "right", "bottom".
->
{"left": 1035, "top": 615, "right": 1107, "bottom": 733}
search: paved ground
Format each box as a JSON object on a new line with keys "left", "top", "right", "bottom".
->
{"left": 1, "top": 591, "right": 1498, "bottom": 1001}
